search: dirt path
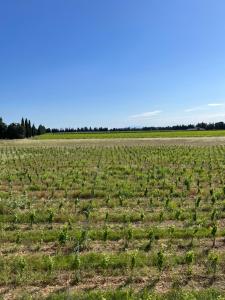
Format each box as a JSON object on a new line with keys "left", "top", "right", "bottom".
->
{"left": 0, "top": 137, "right": 225, "bottom": 147}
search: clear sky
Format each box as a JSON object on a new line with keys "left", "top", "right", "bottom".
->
{"left": 1, "top": 0, "right": 225, "bottom": 128}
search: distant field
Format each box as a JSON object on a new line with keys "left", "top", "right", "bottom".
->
{"left": 36, "top": 130, "right": 225, "bottom": 139}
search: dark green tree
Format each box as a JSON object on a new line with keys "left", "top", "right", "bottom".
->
{"left": 37, "top": 125, "right": 46, "bottom": 135}
{"left": 28, "top": 120, "right": 32, "bottom": 137}
{"left": 6, "top": 123, "right": 25, "bottom": 139}
{"left": 31, "top": 124, "right": 37, "bottom": 136}
{"left": 25, "top": 118, "right": 29, "bottom": 138}
{"left": 0, "top": 118, "right": 7, "bottom": 139}
{"left": 21, "top": 118, "right": 25, "bottom": 127}
{"left": 21, "top": 117, "right": 26, "bottom": 137}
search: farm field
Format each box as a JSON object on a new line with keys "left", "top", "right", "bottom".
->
{"left": 0, "top": 140, "right": 225, "bottom": 299}
{"left": 36, "top": 130, "right": 225, "bottom": 140}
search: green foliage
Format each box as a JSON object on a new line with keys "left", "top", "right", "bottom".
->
{"left": 47, "top": 209, "right": 54, "bottom": 224}
{"left": 211, "top": 224, "right": 217, "bottom": 248}
{"left": 71, "top": 254, "right": 81, "bottom": 270}
{"left": 13, "top": 256, "right": 26, "bottom": 274}
{"left": 103, "top": 226, "right": 108, "bottom": 242}
{"left": 130, "top": 252, "right": 137, "bottom": 270}
{"left": 207, "top": 252, "right": 219, "bottom": 277}
{"left": 185, "top": 250, "right": 195, "bottom": 274}
{"left": 58, "top": 226, "right": 69, "bottom": 245}
{"left": 44, "top": 255, "right": 54, "bottom": 273}
{"left": 29, "top": 210, "right": 36, "bottom": 227}
{"left": 156, "top": 250, "right": 164, "bottom": 272}
{"left": 145, "top": 230, "right": 155, "bottom": 251}
{"left": 101, "top": 254, "right": 110, "bottom": 269}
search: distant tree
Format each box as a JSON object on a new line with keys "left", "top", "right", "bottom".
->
{"left": 21, "top": 117, "right": 26, "bottom": 137}
{"left": 21, "top": 118, "right": 25, "bottom": 127}
{"left": 0, "top": 118, "right": 7, "bottom": 139}
{"left": 24, "top": 118, "right": 29, "bottom": 138}
{"left": 52, "top": 128, "right": 59, "bottom": 133}
{"left": 206, "top": 123, "right": 215, "bottom": 130}
{"left": 7, "top": 123, "right": 25, "bottom": 139}
{"left": 215, "top": 122, "right": 225, "bottom": 130}
{"left": 196, "top": 122, "right": 207, "bottom": 129}
{"left": 28, "top": 120, "right": 32, "bottom": 137}
{"left": 31, "top": 124, "right": 37, "bottom": 136}
{"left": 37, "top": 125, "right": 46, "bottom": 135}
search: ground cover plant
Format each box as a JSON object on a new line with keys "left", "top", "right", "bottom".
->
{"left": 0, "top": 141, "right": 224, "bottom": 299}
{"left": 36, "top": 130, "right": 225, "bottom": 140}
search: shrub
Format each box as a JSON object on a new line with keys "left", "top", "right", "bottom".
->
{"left": 58, "top": 226, "right": 68, "bottom": 245}
{"left": 156, "top": 250, "right": 164, "bottom": 272}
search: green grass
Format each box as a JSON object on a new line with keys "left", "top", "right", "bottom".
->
{"left": 45, "top": 289, "right": 225, "bottom": 300}
{"left": 35, "top": 130, "right": 225, "bottom": 139}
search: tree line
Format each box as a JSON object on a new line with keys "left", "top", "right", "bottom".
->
{"left": 1, "top": 117, "right": 225, "bottom": 139}
{"left": 0, "top": 117, "right": 46, "bottom": 139}
{"left": 49, "top": 121, "right": 225, "bottom": 133}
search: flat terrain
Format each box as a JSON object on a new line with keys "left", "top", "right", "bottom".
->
{"left": 36, "top": 130, "right": 225, "bottom": 140}
{"left": 1, "top": 136, "right": 225, "bottom": 147}
{"left": 0, "top": 139, "right": 225, "bottom": 299}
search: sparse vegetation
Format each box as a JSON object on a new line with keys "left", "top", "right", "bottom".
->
{"left": 0, "top": 140, "right": 224, "bottom": 299}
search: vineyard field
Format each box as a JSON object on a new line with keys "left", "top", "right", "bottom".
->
{"left": 35, "top": 130, "right": 225, "bottom": 140}
{"left": 0, "top": 140, "right": 225, "bottom": 299}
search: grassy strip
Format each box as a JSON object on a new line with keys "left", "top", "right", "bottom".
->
{"left": 46, "top": 288, "right": 225, "bottom": 300}
{"left": 2, "top": 246, "right": 225, "bottom": 273}
{"left": 0, "top": 226, "right": 219, "bottom": 243}
{"left": 35, "top": 130, "right": 225, "bottom": 140}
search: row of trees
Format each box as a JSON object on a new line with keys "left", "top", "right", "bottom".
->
{"left": 1, "top": 118, "right": 225, "bottom": 139}
{"left": 49, "top": 121, "right": 225, "bottom": 133}
{"left": 0, "top": 118, "right": 46, "bottom": 139}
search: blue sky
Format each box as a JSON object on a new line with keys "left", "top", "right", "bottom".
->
{"left": 1, "top": 0, "right": 225, "bottom": 128}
